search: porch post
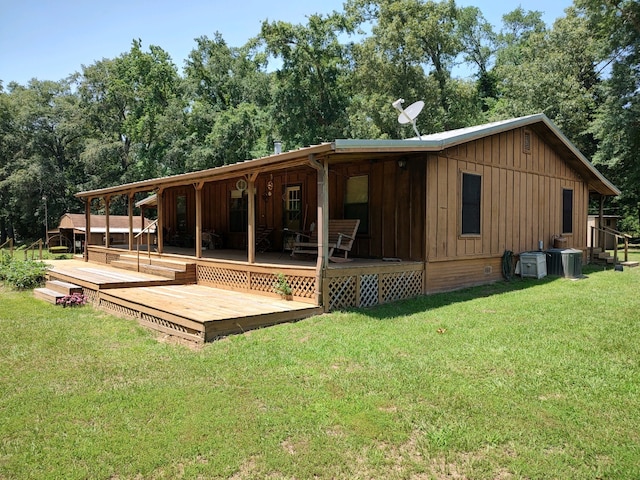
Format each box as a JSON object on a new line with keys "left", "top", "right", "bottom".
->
{"left": 84, "top": 197, "right": 91, "bottom": 262}
{"left": 598, "top": 194, "right": 605, "bottom": 250}
{"left": 157, "top": 189, "right": 164, "bottom": 254}
{"left": 247, "top": 173, "right": 258, "bottom": 264}
{"left": 140, "top": 205, "right": 144, "bottom": 239}
{"left": 309, "top": 154, "right": 327, "bottom": 306}
{"left": 321, "top": 161, "right": 329, "bottom": 267}
{"left": 104, "top": 195, "right": 111, "bottom": 248}
{"left": 195, "top": 183, "right": 203, "bottom": 259}
{"left": 128, "top": 192, "right": 134, "bottom": 251}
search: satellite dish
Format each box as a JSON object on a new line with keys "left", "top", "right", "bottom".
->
{"left": 392, "top": 98, "right": 424, "bottom": 140}
{"left": 236, "top": 178, "right": 247, "bottom": 192}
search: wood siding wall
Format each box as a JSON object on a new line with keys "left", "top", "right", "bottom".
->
{"left": 329, "top": 159, "right": 425, "bottom": 261}
{"left": 162, "top": 169, "right": 317, "bottom": 250}
{"left": 425, "top": 127, "right": 590, "bottom": 293}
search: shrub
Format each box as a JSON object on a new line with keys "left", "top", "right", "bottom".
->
{"left": 0, "top": 257, "right": 48, "bottom": 289}
{"left": 272, "top": 272, "right": 292, "bottom": 297}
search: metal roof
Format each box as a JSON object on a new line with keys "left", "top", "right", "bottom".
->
{"left": 75, "top": 113, "right": 619, "bottom": 198}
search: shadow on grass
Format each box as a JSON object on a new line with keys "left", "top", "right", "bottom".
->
{"left": 352, "top": 268, "right": 601, "bottom": 320}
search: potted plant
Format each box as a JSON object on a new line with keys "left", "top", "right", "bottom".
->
{"left": 273, "top": 272, "right": 293, "bottom": 300}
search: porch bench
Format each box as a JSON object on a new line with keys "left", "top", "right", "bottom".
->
{"left": 292, "top": 219, "right": 360, "bottom": 262}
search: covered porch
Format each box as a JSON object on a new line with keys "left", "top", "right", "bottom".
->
{"left": 76, "top": 142, "right": 429, "bottom": 312}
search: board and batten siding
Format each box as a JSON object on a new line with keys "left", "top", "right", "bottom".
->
{"left": 425, "top": 127, "right": 589, "bottom": 293}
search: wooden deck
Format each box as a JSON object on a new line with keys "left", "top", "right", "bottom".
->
{"left": 45, "top": 259, "right": 322, "bottom": 342}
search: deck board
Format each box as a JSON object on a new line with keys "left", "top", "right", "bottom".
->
{"left": 104, "top": 284, "right": 316, "bottom": 322}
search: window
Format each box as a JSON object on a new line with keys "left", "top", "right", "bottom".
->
{"left": 562, "top": 188, "right": 573, "bottom": 234}
{"left": 229, "top": 191, "right": 247, "bottom": 233}
{"left": 344, "top": 175, "right": 368, "bottom": 234}
{"left": 283, "top": 185, "right": 302, "bottom": 231}
{"left": 461, "top": 173, "right": 481, "bottom": 235}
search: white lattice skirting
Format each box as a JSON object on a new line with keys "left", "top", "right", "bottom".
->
{"left": 326, "top": 268, "right": 424, "bottom": 311}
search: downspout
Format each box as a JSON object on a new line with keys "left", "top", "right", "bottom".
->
{"left": 308, "top": 154, "right": 327, "bottom": 307}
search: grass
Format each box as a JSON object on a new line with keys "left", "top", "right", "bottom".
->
{"left": 1, "top": 263, "right": 640, "bottom": 479}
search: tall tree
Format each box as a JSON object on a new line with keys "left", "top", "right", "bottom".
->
{"left": 457, "top": 6, "right": 498, "bottom": 110}
{"left": 0, "top": 79, "right": 86, "bottom": 240}
{"left": 345, "top": 0, "right": 484, "bottom": 134}
{"left": 77, "top": 40, "right": 182, "bottom": 189}
{"left": 182, "top": 33, "right": 271, "bottom": 170}
{"left": 578, "top": 0, "right": 640, "bottom": 229}
{"left": 489, "top": 8, "right": 602, "bottom": 155}
{"left": 260, "top": 12, "right": 352, "bottom": 147}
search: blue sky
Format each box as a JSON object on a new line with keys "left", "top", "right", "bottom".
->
{"left": 1, "top": 0, "right": 573, "bottom": 86}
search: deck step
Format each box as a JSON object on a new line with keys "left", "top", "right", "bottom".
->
{"left": 46, "top": 279, "right": 83, "bottom": 295}
{"left": 116, "top": 254, "right": 192, "bottom": 271}
{"left": 34, "top": 287, "right": 66, "bottom": 304}
{"left": 620, "top": 261, "right": 639, "bottom": 268}
{"left": 109, "top": 258, "right": 196, "bottom": 282}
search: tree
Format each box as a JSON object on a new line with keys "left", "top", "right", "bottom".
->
{"left": 577, "top": 0, "right": 640, "bottom": 230}
{"left": 77, "top": 40, "right": 183, "bottom": 190}
{"left": 457, "top": 6, "right": 498, "bottom": 110}
{"left": 0, "top": 79, "right": 87, "bottom": 240}
{"left": 345, "top": 0, "right": 484, "bottom": 135}
{"left": 260, "top": 12, "right": 352, "bottom": 146}
{"left": 489, "top": 8, "right": 602, "bottom": 155}
{"left": 182, "top": 33, "right": 272, "bottom": 169}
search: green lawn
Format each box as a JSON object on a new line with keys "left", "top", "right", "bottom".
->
{"left": 1, "top": 264, "right": 639, "bottom": 479}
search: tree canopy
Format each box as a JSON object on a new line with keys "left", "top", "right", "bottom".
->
{"left": 1, "top": 0, "right": 638, "bottom": 241}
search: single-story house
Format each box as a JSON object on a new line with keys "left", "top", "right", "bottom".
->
{"left": 74, "top": 113, "right": 619, "bottom": 310}
{"left": 48, "top": 213, "right": 155, "bottom": 252}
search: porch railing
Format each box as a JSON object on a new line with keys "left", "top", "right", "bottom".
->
{"left": 0, "top": 238, "right": 14, "bottom": 257}
{"left": 134, "top": 219, "right": 158, "bottom": 272}
{"left": 23, "top": 239, "right": 44, "bottom": 261}
{"left": 590, "top": 225, "right": 630, "bottom": 264}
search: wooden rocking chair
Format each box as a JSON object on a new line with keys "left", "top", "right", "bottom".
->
{"left": 291, "top": 219, "right": 360, "bottom": 262}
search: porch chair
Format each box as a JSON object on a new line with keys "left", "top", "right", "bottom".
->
{"left": 255, "top": 225, "right": 273, "bottom": 253}
{"left": 291, "top": 219, "right": 360, "bottom": 262}
{"left": 202, "top": 230, "right": 223, "bottom": 250}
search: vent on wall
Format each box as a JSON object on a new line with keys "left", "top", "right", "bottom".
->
{"left": 523, "top": 129, "right": 532, "bottom": 153}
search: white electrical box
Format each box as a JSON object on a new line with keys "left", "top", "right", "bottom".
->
{"left": 519, "top": 252, "right": 547, "bottom": 279}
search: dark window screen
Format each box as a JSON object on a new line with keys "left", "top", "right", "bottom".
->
{"left": 562, "top": 189, "right": 573, "bottom": 234}
{"left": 462, "top": 173, "right": 481, "bottom": 235}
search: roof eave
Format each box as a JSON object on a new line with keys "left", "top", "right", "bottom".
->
{"left": 75, "top": 143, "right": 335, "bottom": 199}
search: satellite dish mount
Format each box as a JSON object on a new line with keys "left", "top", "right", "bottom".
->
{"left": 392, "top": 98, "right": 424, "bottom": 140}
